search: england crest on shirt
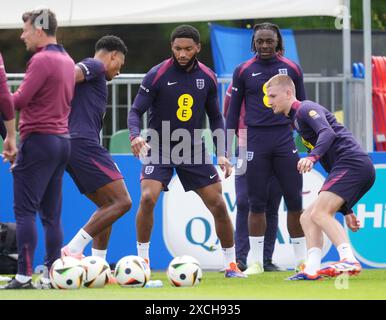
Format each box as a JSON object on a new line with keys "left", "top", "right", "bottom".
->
{"left": 278, "top": 68, "right": 288, "bottom": 75}
{"left": 144, "top": 165, "right": 154, "bottom": 175}
{"left": 196, "top": 79, "right": 205, "bottom": 89}
{"left": 246, "top": 151, "right": 254, "bottom": 161}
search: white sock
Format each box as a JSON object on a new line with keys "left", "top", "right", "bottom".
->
{"left": 291, "top": 237, "right": 307, "bottom": 267}
{"left": 303, "top": 247, "right": 322, "bottom": 276}
{"left": 15, "top": 274, "right": 32, "bottom": 283}
{"left": 67, "top": 228, "right": 92, "bottom": 254}
{"left": 137, "top": 241, "right": 150, "bottom": 261}
{"left": 92, "top": 248, "right": 107, "bottom": 260}
{"left": 337, "top": 243, "right": 357, "bottom": 261}
{"left": 249, "top": 236, "right": 264, "bottom": 266}
{"left": 222, "top": 246, "right": 236, "bottom": 268}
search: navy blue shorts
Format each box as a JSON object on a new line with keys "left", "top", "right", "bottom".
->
{"left": 320, "top": 155, "right": 375, "bottom": 215}
{"left": 140, "top": 164, "right": 220, "bottom": 192}
{"left": 66, "top": 138, "right": 123, "bottom": 194}
{"left": 245, "top": 125, "right": 303, "bottom": 213}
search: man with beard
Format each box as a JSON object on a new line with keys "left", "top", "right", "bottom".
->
{"left": 128, "top": 25, "right": 245, "bottom": 278}
{"left": 2, "top": 9, "right": 74, "bottom": 289}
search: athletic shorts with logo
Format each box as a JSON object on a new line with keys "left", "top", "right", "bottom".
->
{"left": 66, "top": 138, "right": 123, "bottom": 194}
{"left": 320, "top": 155, "right": 375, "bottom": 215}
{"left": 141, "top": 163, "right": 220, "bottom": 192}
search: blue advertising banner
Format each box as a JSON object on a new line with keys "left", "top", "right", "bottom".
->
{"left": 1, "top": 152, "right": 385, "bottom": 271}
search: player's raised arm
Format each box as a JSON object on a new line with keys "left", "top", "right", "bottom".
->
{"left": 75, "top": 58, "right": 106, "bottom": 84}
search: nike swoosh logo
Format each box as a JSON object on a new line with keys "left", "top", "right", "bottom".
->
{"left": 167, "top": 81, "right": 178, "bottom": 86}
{"left": 210, "top": 174, "right": 217, "bottom": 179}
{"left": 252, "top": 72, "right": 262, "bottom": 77}
{"left": 292, "top": 149, "right": 298, "bottom": 153}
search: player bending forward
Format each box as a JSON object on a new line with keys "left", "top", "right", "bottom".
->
{"left": 266, "top": 74, "right": 375, "bottom": 280}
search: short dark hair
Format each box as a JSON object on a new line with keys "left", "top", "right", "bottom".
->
{"left": 170, "top": 25, "right": 200, "bottom": 43}
{"left": 251, "top": 22, "right": 284, "bottom": 55}
{"left": 95, "top": 35, "right": 128, "bottom": 55}
{"left": 22, "top": 9, "right": 58, "bottom": 36}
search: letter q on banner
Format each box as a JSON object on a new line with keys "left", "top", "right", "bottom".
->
{"left": 163, "top": 167, "right": 236, "bottom": 270}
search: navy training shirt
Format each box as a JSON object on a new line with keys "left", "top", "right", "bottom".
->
{"left": 290, "top": 100, "right": 368, "bottom": 172}
{"left": 226, "top": 53, "right": 306, "bottom": 133}
{"left": 69, "top": 58, "right": 107, "bottom": 143}
{"left": 128, "top": 58, "right": 224, "bottom": 153}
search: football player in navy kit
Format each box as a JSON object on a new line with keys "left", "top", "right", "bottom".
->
{"left": 226, "top": 23, "right": 307, "bottom": 275}
{"left": 266, "top": 74, "right": 375, "bottom": 280}
{"left": 128, "top": 25, "right": 245, "bottom": 278}
{"left": 61, "top": 36, "right": 132, "bottom": 266}
{"left": 223, "top": 83, "right": 282, "bottom": 272}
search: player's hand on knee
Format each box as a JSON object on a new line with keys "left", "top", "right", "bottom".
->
{"left": 131, "top": 137, "right": 150, "bottom": 158}
{"left": 297, "top": 157, "right": 313, "bottom": 174}
{"left": 218, "top": 156, "right": 232, "bottom": 178}
{"left": 345, "top": 213, "right": 361, "bottom": 232}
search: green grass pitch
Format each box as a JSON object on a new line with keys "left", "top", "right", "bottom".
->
{"left": 0, "top": 269, "right": 385, "bottom": 300}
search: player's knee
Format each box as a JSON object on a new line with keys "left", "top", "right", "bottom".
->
{"left": 117, "top": 196, "right": 132, "bottom": 215}
{"left": 208, "top": 197, "right": 227, "bottom": 217}
{"left": 140, "top": 192, "right": 157, "bottom": 210}
{"left": 236, "top": 198, "right": 249, "bottom": 214}
{"left": 300, "top": 209, "right": 312, "bottom": 226}
{"left": 249, "top": 204, "right": 265, "bottom": 214}
{"left": 310, "top": 209, "right": 324, "bottom": 225}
